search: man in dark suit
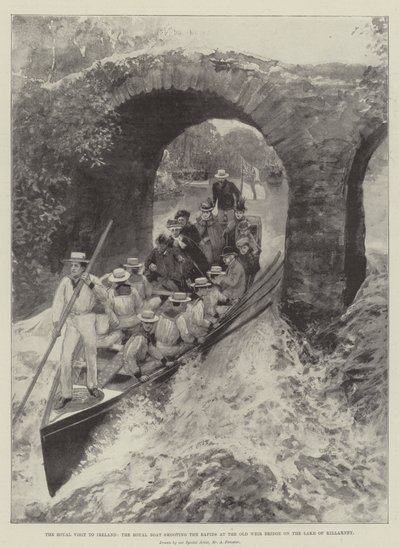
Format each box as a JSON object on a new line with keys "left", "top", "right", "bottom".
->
{"left": 212, "top": 169, "right": 241, "bottom": 225}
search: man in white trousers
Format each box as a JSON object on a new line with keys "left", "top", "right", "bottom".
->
{"left": 52, "top": 251, "right": 109, "bottom": 409}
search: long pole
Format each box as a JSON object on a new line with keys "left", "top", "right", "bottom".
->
{"left": 240, "top": 155, "right": 244, "bottom": 196}
{"left": 12, "top": 220, "right": 114, "bottom": 425}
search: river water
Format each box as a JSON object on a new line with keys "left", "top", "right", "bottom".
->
{"left": 11, "top": 179, "right": 388, "bottom": 523}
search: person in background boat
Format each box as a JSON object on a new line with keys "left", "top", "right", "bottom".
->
{"left": 174, "top": 209, "right": 201, "bottom": 244}
{"left": 224, "top": 197, "right": 248, "bottom": 247}
{"left": 107, "top": 268, "right": 143, "bottom": 340}
{"left": 52, "top": 251, "right": 108, "bottom": 409}
{"left": 122, "top": 310, "right": 170, "bottom": 382}
{"left": 144, "top": 234, "right": 186, "bottom": 292}
{"left": 235, "top": 219, "right": 261, "bottom": 254}
{"left": 195, "top": 198, "right": 225, "bottom": 266}
{"left": 187, "top": 278, "right": 219, "bottom": 340}
{"left": 166, "top": 219, "right": 209, "bottom": 280}
{"left": 212, "top": 246, "right": 247, "bottom": 304}
{"left": 124, "top": 257, "right": 162, "bottom": 311}
{"left": 236, "top": 237, "right": 261, "bottom": 290}
{"left": 155, "top": 292, "right": 195, "bottom": 357}
{"left": 212, "top": 169, "right": 241, "bottom": 225}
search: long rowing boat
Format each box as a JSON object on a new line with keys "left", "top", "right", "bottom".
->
{"left": 40, "top": 252, "right": 283, "bottom": 497}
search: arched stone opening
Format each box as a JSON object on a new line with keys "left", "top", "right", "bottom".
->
{"left": 44, "top": 51, "right": 386, "bottom": 327}
{"left": 343, "top": 123, "right": 387, "bottom": 306}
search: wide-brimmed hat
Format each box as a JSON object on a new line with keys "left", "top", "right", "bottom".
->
{"left": 168, "top": 292, "right": 191, "bottom": 303}
{"left": 166, "top": 219, "right": 182, "bottom": 229}
{"left": 238, "top": 219, "right": 251, "bottom": 230}
{"left": 236, "top": 237, "right": 250, "bottom": 248}
{"left": 124, "top": 257, "right": 143, "bottom": 269}
{"left": 62, "top": 251, "right": 89, "bottom": 263}
{"left": 207, "top": 265, "right": 226, "bottom": 276}
{"left": 200, "top": 197, "right": 214, "bottom": 212}
{"left": 215, "top": 169, "right": 229, "bottom": 179}
{"left": 138, "top": 310, "right": 159, "bottom": 323}
{"left": 189, "top": 277, "right": 212, "bottom": 288}
{"left": 221, "top": 246, "right": 237, "bottom": 258}
{"left": 108, "top": 267, "right": 130, "bottom": 283}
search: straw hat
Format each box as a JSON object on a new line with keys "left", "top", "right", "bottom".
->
{"left": 123, "top": 257, "right": 143, "bottom": 269}
{"left": 221, "top": 246, "right": 237, "bottom": 257}
{"left": 168, "top": 292, "right": 191, "bottom": 303}
{"left": 236, "top": 237, "right": 250, "bottom": 248}
{"left": 62, "top": 251, "right": 89, "bottom": 263}
{"left": 189, "top": 277, "right": 212, "bottom": 288}
{"left": 214, "top": 169, "right": 229, "bottom": 179}
{"left": 207, "top": 265, "right": 226, "bottom": 276}
{"left": 108, "top": 268, "right": 130, "bottom": 283}
{"left": 138, "top": 310, "right": 159, "bottom": 323}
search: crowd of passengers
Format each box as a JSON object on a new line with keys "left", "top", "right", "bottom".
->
{"left": 52, "top": 170, "right": 262, "bottom": 408}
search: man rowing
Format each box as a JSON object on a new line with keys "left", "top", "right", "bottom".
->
{"left": 154, "top": 292, "right": 195, "bottom": 357}
{"left": 123, "top": 257, "right": 161, "bottom": 311}
{"left": 186, "top": 277, "right": 218, "bottom": 339}
{"left": 52, "top": 251, "right": 108, "bottom": 409}
{"left": 107, "top": 267, "right": 143, "bottom": 335}
{"left": 122, "top": 310, "right": 169, "bottom": 382}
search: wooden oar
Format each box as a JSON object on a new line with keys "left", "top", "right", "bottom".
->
{"left": 13, "top": 220, "right": 114, "bottom": 425}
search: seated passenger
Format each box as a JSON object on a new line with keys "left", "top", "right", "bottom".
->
{"left": 108, "top": 268, "right": 143, "bottom": 334}
{"left": 122, "top": 310, "right": 169, "bottom": 382}
{"left": 195, "top": 198, "right": 225, "bottom": 265}
{"left": 187, "top": 278, "right": 218, "bottom": 339}
{"left": 236, "top": 237, "right": 261, "bottom": 290}
{"left": 212, "top": 246, "right": 247, "bottom": 304}
{"left": 174, "top": 209, "right": 201, "bottom": 244}
{"left": 235, "top": 219, "right": 261, "bottom": 254}
{"left": 144, "top": 234, "right": 185, "bottom": 292}
{"left": 167, "top": 219, "right": 209, "bottom": 279}
{"left": 155, "top": 292, "right": 194, "bottom": 357}
{"left": 224, "top": 197, "right": 248, "bottom": 247}
{"left": 124, "top": 257, "right": 161, "bottom": 311}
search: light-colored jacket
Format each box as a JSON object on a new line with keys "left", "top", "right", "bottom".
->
{"left": 52, "top": 275, "right": 107, "bottom": 323}
{"left": 186, "top": 298, "right": 210, "bottom": 338}
{"left": 129, "top": 273, "right": 153, "bottom": 301}
{"left": 218, "top": 258, "right": 246, "bottom": 300}
{"left": 108, "top": 286, "right": 142, "bottom": 329}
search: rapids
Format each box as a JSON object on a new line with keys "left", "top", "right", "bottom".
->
{"left": 11, "top": 178, "right": 388, "bottom": 523}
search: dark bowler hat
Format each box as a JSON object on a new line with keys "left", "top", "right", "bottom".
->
{"left": 166, "top": 219, "right": 182, "bottom": 229}
{"left": 221, "top": 246, "right": 237, "bottom": 257}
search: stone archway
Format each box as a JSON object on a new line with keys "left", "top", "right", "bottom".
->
{"left": 52, "top": 50, "right": 386, "bottom": 327}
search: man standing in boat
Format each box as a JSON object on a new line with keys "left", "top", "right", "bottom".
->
{"left": 52, "top": 251, "right": 109, "bottom": 409}
{"left": 212, "top": 169, "right": 241, "bottom": 224}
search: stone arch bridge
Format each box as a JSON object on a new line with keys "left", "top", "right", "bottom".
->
{"left": 50, "top": 49, "right": 387, "bottom": 328}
